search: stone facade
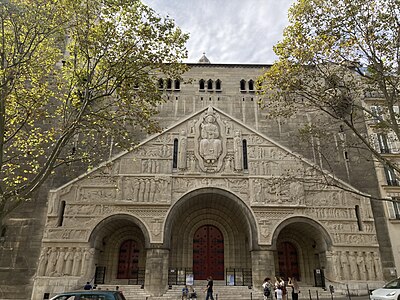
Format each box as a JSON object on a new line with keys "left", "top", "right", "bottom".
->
{"left": 1, "top": 63, "right": 396, "bottom": 300}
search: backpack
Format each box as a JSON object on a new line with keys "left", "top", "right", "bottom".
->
{"left": 263, "top": 285, "right": 271, "bottom": 297}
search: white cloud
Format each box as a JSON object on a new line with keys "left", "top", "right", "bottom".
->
{"left": 143, "top": 0, "right": 295, "bottom": 64}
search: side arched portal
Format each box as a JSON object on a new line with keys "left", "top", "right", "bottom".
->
{"left": 272, "top": 216, "right": 333, "bottom": 285}
{"left": 88, "top": 214, "right": 150, "bottom": 285}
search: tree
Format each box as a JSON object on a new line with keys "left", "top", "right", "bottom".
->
{"left": 258, "top": 0, "right": 400, "bottom": 199}
{"left": 0, "top": 0, "right": 188, "bottom": 225}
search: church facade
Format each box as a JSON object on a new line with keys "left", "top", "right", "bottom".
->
{"left": 31, "top": 59, "right": 393, "bottom": 299}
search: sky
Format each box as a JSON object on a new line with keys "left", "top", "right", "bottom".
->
{"left": 143, "top": 0, "right": 296, "bottom": 64}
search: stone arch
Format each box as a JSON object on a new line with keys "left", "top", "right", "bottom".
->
{"left": 271, "top": 216, "right": 333, "bottom": 250}
{"left": 271, "top": 216, "right": 334, "bottom": 283}
{"left": 87, "top": 214, "right": 151, "bottom": 283}
{"left": 88, "top": 213, "right": 151, "bottom": 249}
{"left": 163, "top": 187, "right": 259, "bottom": 250}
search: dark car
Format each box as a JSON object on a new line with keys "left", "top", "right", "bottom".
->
{"left": 49, "top": 290, "right": 126, "bottom": 300}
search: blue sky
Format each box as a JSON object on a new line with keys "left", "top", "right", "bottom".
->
{"left": 143, "top": 0, "right": 295, "bottom": 64}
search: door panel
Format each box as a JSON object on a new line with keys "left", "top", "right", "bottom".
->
{"left": 193, "top": 225, "right": 224, "bottom": 280}
{"left": 117, "top": 239, "right": 139, "bottom": 279}
{"left": 278, "top": 241, "right": 300, "bottom": 280}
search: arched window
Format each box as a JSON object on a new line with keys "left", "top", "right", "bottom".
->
{"left": 215, "top": 79, "right": 222, "bottom": 91}
{"left": 174, "top": 79, "right": 180, "bottom": 90}
{"left": 207, "top": 79, "right": 213, "bottom": 90}
{"left": 240, "top": 79, "right": 246, "bottom": 91}
{"left": 199, "top": 79, "right": 205, "bottom": 91}
{"left": 248, "top": 79, "right": 254, "bottom": 92}
{"left": 158, "top": 78, "right": 164, "bottom": 90}
{"left": 166, "top": 78, "right": 172, "bottom": 90}
{"left": 172, "top": 138, "right": 178, "bottom": 169}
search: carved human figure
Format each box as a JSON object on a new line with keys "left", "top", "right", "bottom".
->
{"left": 356, "top": 252, "right": 367, "bottom": 280}
{"left": 45, "top": 247, "right": 58, "bottom": 276}
{"left": 233, "top": 130, "right": 243, "bottom": 171}
{"left": 81, "top": 248, "right": 95, "bottom": 277}
{"left": 349, "top": 251, "right": 359, "bottom": 279}
{"left": 72, "top": 248, "right": 83, "bottom": 276}
{"left": 290, "top": 182, "right": 305, "bottom": 204}
{"left": 253, "top": 179, "right": 263, "bottom": 203}
{"left": 330, "top": 251, "right": 340, "bottom": 279}
{"left": 365, "top": 252, "right": 375, "bottom": 280}
{"left": 55, "top": 248, "right": 66, "bottom": 276}
{"left": 340, "top": 251, "right": 350, "bottom": 280}
{"left": 373, "top": 252, "right": 383, "bottom": 279}
{"left": 64, "top": 247, "right": 74, "bottom": 275}
{"left": 178, "top": 130, "right": 187, "bottom": 170}
{"left": 37, "top": 248, "right": 48, "bottom": 276}
{"left": 199, "top": 115, "right": 222, "bottom": 163}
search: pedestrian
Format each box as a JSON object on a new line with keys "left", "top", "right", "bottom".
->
{"left": 182, "top": 285, "right": 189, "bottom": 300}
{"left": 205, "top": 276, "right": 214, "bottom": 300}
{"left": 288, "top": 277, "right": 300, "bottom": 300}
{"left": 262, "top": 277, "right": 273, "bottom": 300}
{"left": 83, "top": 281, "right": 92, "bottom": 290}
{"left": 275, "top": 286, "right": 283, "bottom": 300}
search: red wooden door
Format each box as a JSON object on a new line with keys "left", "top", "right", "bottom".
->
{"left": 277, "top": 241, "right": 300, "bottom": 280}
{"left": 117, "top": 239, "right": 139, "bottom": 279}
{"left": 193, "top": 225, "right": 224, "bottom": 280}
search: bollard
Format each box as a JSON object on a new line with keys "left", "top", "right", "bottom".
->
{"left": 250, "top": 291, "right": 252, "bottom": 300}
{"left": 316, "top": 290, "right": 320, "bottom": 300}
{"left": 309, "top": 289, "right": 312, "bottom": 300}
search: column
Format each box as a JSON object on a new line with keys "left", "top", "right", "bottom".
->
{"left": 144, "top": 247, "right": 170, "bottom": 296}
{"left": 251, "top": 250, "right": 275, "bottom": 290}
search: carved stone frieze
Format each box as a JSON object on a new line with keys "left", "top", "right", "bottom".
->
{"left": 122, "top": 176, "right": 171, "bottom": 203}
{"left": 250, "top": 178, "right": 305, "bottom": 205}
{"left": 78, "top": 187, "right": 117, "bottom": 202}
{"left": 44, "top": 228, "right": 89, "bottom": 240}
{"left": 172, "top": 177, "right": 248, "bottom": 196}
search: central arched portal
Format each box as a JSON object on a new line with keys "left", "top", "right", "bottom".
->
{"left": 165, "top": 188, "right": 258, "bottom": 284}
{"left": 117, "top": 239, "right": 140, "bottom": 279}
{"left": 193, "top": 225, "right": 224, "bottom": 280}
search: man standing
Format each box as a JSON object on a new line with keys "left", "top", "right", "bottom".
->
{"left": 205, "top": 276, "right": 214, "bottom": 300}
{"left": 83, "top": 282, "right": 92, "bottom": 290}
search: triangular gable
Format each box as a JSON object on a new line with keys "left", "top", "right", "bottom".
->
{"left": 50, "top": 105, "right": 370, "bottom": 200}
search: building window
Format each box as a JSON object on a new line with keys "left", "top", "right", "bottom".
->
{"left": 388, "top": 198, "right": 400, "bottom": 220}
{"left": 215, "top": 79, "right": 222, "bottom": 91}
{"left": 173, "top": 138, "right": 178, "bottom": 169}
{"left": 166, "top": 78, "right": 172, "bottom": 90}
{"left": 199, "top": 79, "right": 205, "bottom": 91}
{"left": 377, "top": 133, "right": 390, "bottom": 153}
{"left": 248, "top": 79, "right": 254, "bottom": 92}
{"left": 207, "top": 79, "right": 213, "bottom": 90}
{"left": 158, "top": 78, "right": 164, "bottom": 90}
{"left": 57, "top": 201, "right": 66, "bottom": 227}
{"left": 370, "top": 105, "right": 383, "bottom": 123}
{"left": 242, "top": 139, "right": 248, "bottom": 170}
{"left": 355, "top": 205, "right": 363, "bottom": 231}
{"left": 174, "top": 79, "right": 180, "bottom": 91}
{"left": 384, "top": 167, "right": 398, "bottom": 186}
{"left": 240, "top": 79, "right": 246, "bottom": 91}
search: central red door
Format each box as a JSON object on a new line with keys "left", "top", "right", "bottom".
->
{"left": 277, "top": 241, "right": 300, "bottom": 280}
{"left": 117, "top": 239, "right": 139, "bottom": 279}
{"left": 193, "top": 225, "right": 224, "bottom": 280}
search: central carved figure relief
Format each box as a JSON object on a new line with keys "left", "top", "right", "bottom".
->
{"left": 194, "top": 107, "right": 226, "bottom": 172}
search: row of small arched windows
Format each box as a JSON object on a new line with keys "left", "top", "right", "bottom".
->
{"left": 199, "top": 79, "right": 222, "bottom": 91}
{"left": 158, "top": 78, "right": 180, "bottom": 91}
{"left": 156, "top": 78, "right": 256, "bottom": 93}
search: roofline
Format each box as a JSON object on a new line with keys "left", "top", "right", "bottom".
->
{"left": 186, "top": 63, "right": 272, "bottom": 68}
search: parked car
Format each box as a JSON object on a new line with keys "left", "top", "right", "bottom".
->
{"left": 49, "top": 290, "right": 126, "bottom": 300}
{"left": 371, "top": 277, "right": 400, "bottom": 300}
